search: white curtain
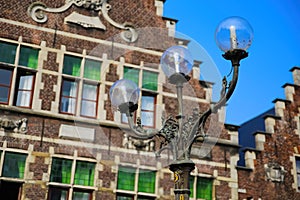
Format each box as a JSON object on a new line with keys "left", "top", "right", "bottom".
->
{"left": 81, "top": 84, "right": 97, "bottom": 117}
{"left": 16, "top": 75, "right": 33, "bottom": 107}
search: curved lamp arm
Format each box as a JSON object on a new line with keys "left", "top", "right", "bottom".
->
{"left": 125, "top": 112, "right": 159, "bottom": 140}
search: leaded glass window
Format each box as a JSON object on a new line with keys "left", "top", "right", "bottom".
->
{"left": 142, "top": 71, "right": 158, "bottom": 91}
{"left": 74, "top": 161, "right": 95, "bottom": 186}
{"left": 117, "top": 166, "right": 156, "bottom": 199}
{"left": 50, "top": 158, "right": 72, "bottom": 184}
{"left": 19, "top": 46, "right": 39, "bottom": 69}
{"left": 0, "top": 41, "right": 17, "bottom": 64}
{"left": 84, "top": 59, "right": 101, "bottom": 81}
{"left": 2, "top": 152, "right": 27, "bottom": 179}
{"left": 124, "top": 67, "right": 139, "bottom": 85}
{"left": 63, "top": 55, "right": 81, "bottom": 77}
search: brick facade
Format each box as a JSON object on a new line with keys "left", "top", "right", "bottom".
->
{"left": 0, "top": 1, "right": 241, "bottom": 199}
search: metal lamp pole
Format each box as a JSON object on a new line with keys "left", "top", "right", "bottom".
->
{"left": 110, "top": 16, "right": 253, "bottom": 200}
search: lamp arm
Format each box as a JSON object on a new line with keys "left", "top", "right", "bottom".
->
{"left": 185, "top": 65, "right": 239, "bottom": 152}
{"left": 126, "top": 113, "right": 159, "bottom": 140}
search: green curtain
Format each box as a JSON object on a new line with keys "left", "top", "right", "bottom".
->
{"left": 2, "top": 152, "right": 27, "bottom": 178}
{"left": 50, "top": 158, "right": 72, "bottom": 184}
{"left": 63, "top": 55, "right": 81, "bottom": 76}
{"left": 0, "top": 42, "right": 17, "bottom": 64}
{"left": 124, "top": 67, "right": 139, "bottom": 85}
{"left": 196, "top": 177, "right": 213, "bottom": 200}
{"left": 19, "top": 46, "right": 39, "bottom": 69}
{"left": 84, "top": 59, "right": 101, "bottom": 81}
{"left": 142, "top": 71, "right": 158, "bottom": 91}
{"left": 117, "top": 166, "right": 136, "bottom": 191}
{"left": 74, "top": 161, "right": 95, "bottom": 186}
{"left": 138, "top": 169, "right": 156, "bottom": 194}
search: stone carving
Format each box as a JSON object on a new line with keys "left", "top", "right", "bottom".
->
{"left": 28, "top": 0, "right": 138, "bottom": 42}
{"left": 0, "top": 117, "right": 28, "bottom": 134}
{"left": 264, "top": 163, "right": 286, "bottom": 182}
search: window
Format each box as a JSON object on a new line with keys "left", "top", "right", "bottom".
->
{"left": 0, "top": 151, "right": 27, "bottom": 200}
{"left": 122, "top": 67, "right": 158, "bottom": 127}
{"left": 0, "top": 41, "right": 39, "bottom": 107}
{"left": 116, "top": 166, "right": 156, "bottom": 199}
{"left": 0, "top": 68, "right": 12, "bottom": 104}
{"left": 48, "top": 157, "right": 95, "bottom": 200}
{"left": 296, "top": 157, "right": 300, "bottom": 189}
{"left": 0, "top": 41, "right": 17, "bottom": 64}
{"left": 60, "top": 79, "right": 78, "bottom": 115}
{"left": 14, "top": 70, "right": 35, "bottom": 107}
{"left": 189, "top": 176, "right": 213, "bottom": 200}
{"left": 140, "top": 93, "right": 156, "bottom": 127}
{"left": 60, "top": 55, "right": 101, "bottom": 118}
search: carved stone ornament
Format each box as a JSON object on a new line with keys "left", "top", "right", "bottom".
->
{"left": 0, "top": 117, "right": 28, "bottom": 134}
{"left": 28, "top": 0, "right": 138, "bottom": 42}
{"left": 264, "top": 163, "right": 286, "bottom": 182}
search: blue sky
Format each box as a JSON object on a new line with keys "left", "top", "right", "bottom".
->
{"left": 164, "top": 0, "right": 300, "bottom": 125}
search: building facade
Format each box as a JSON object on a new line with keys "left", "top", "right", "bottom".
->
{"left": 237, "top": 67, "right": 300, "bottom": 199}
{"left": 0, "top": 0, "right": 242, "bottom": 200}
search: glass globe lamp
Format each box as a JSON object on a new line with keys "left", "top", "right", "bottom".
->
{"left": 160, "top": 46, "right": 193, "bottom": 81}
{"left": 109, "top": 79, "right": 140, "bottom": 113}
{"left": 215, "top": 16, "right": 254, "bottom": 52}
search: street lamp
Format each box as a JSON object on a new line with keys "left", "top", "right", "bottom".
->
{"left": 110, "top": 16, "right": 253, "bottom": 200}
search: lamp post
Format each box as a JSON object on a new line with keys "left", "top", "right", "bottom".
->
{"left": 110, "top": 16, "right": 253, "bottom": 200}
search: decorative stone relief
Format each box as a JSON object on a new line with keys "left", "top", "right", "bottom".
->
{"left": 264, "top": 163, "right": 286, "bottom": 182}
{"left": 28, "top": 0, "right": 138, "bottom": 42}
{"left": 123, "top": 134, "right": 155, "bottom": 151}
{"left": 0, "top": 117, "right": 28, "bottom": 133}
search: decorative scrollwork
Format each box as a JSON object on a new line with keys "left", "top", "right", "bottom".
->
{"left": 28, "top": 0, "right": 138, "bottom": 42}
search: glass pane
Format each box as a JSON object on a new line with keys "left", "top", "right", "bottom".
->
{"left": 141, "top": 96, "right": 155, "bottom": 111}
{"left": 0, "top": 42, "right": 17, "bottom": 64}
{"left": 16, "top": 91, "right": 31, "bottom": 107}
{"left": 124, "top": 67, "right": 139, "bottom": 85}
{"left": 82, "top": 84, "right": 97, "bottom": 100}
{"left": 81, "top": 100, "right": 96, "bottom": 117}
{"left": 142, "top": 71, "right": 158, "bottom": 91}
{"left": 50, "top": 158, "right": 72, "bottom": 184}
{"left": 137, "top": 196, "right": 155, "bottom": 200}
{"left": 117, "top": 194, "right": 134, "bottom": 200}
{"left": 63, "top": 55, "right": 81, "bottom": 76}
{"left": 0, "top": 87, "right": 9, "bottom": 103}
{"left": 49, "top": 187, "right": 68, "bottom": 200}
{"left": 0, "top": 68, "right": 12, "bottom": 85}
{"left": 84, "top": 59, "right": 101, "bottom": 81}
{"left": 74, "top": 161, "right": 95, "bottom": 186}
{"left": 62, "top": 80, "right": 78, "bottom": 97}
{"left": 72, "top": 191, "right": 91, "bottom": 200}
{"left": 196, "top": 178, "right": 212, "bottom": 200}
{"left": 19, "top": 46, "right": 39, "bottom": 69}
{"left": 189, "top": 176, "right": 195, "bottom": 198}
{"left": 296, "top": 158, "right": 300, "bottom": 173}
{"left": 121, "top": 113, "right": 128, "bottom": 124}
{"left": 18, "top": 75, "right": 34, "bottom": 90}
{"left": 138, "top": 169, "right": 156, "bottom": 194}
{"left": 117, "top": 166, "right": 136, "bottom": 191}
{"left": 2, "top": 152, "right": 27, "bottom": 178}
{"left": 60, "top": 97, "right": 76, "bottom": 114}
{"left": 141, "top": 112, "right": 154, "bottom": 127}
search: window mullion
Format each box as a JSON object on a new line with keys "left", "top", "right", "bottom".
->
{"left": 134, "top": 167, "right": 139, "bottom": 200}
{"left": 0, "top": 150, "right": 5, "bottom": 177}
